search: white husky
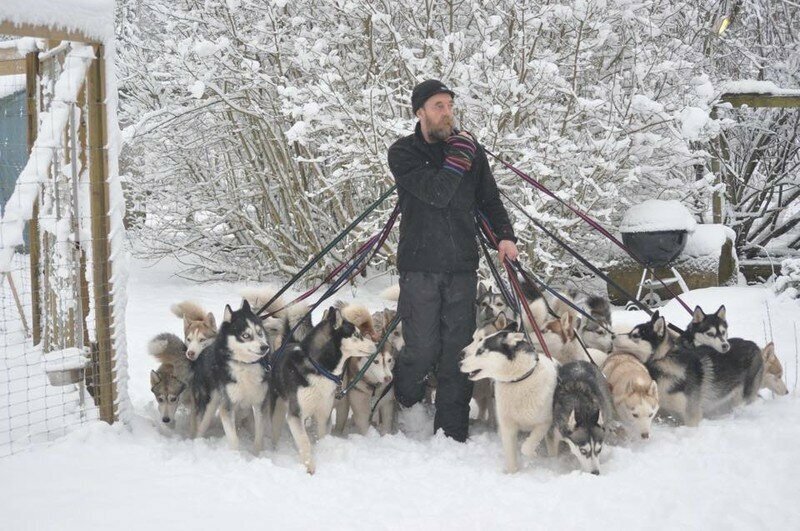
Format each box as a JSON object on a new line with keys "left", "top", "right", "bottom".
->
{"left": 460, "top": 314, "right": 558, "bottom": 473}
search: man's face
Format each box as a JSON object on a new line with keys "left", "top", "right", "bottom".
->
{"left": 417, "top": 93, "right": 454, "bottom": 142}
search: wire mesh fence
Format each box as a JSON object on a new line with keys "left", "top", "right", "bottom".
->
{"left": 0, "top": 39, "right": 121, "bottom": 457}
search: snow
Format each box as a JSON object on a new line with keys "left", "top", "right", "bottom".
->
{"left": 620, "top": 199, "right": 697, "bottom": 234}
{"left": 0, "top": 1, "right": 114, "bottom": 43}
{"left": 721, "top": 80, "right": 800, "bottom": 96}
{"left": 681, "top": 224, "right": 736, "bottom": 259}
{"left": 680, "top": 106, "right": 711, "bottom": 140}
{"left": 1, "top": 258, "right": 798, "bottom": 529}
{"left": 0, "top": 44, "right": 93, "bottom": 272}
{"left": 42, "top": 347, "right": 89, "bottom": 373}
{"left": 0, "top": 73, "right": 25, "bottom": 100}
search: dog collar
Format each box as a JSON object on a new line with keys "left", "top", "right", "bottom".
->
{"left": 309, "top": 357, "right": 343, "bottom": 386}
{"left": 506, "top": 364, "right": 536, "bottom": 384}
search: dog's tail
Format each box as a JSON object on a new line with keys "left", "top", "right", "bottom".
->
{"left": 340, "top": 303, "right": 377, "bottom": 340}
{"left": 149, "top": 332, "right": 188, "bottom": 366}
{"left": 380, "top": 284, "right": 400, "bottom": 302}
{"left": 171, "top": 301, "right": 209, "bottom": 322}
{"left": 240, "top": 285, "right": 286, "bottom": 317}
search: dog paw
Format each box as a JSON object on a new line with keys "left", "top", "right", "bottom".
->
{"left": 503, "top": 464, "right": 519, "bottom": 474}
{"left": 521, "top": 439, "right": 538, "bottom": 458}
{"left": 305, "top": 461, "right": 316, "bottom": 475}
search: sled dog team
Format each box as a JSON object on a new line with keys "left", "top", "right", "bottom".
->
{"left": 148, "top": 284, "right": 787, "bottom": 475}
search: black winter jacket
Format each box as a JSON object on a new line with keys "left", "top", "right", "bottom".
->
{"left": 388, "top": 123, "right": 516, "bottom": 273}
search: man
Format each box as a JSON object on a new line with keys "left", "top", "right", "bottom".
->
{"left": 387, "top": 79, "right": 519, "bottom": 441}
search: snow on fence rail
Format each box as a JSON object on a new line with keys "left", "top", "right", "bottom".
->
{"left": 0, "top": 8, "right": 127, "bottom": 457}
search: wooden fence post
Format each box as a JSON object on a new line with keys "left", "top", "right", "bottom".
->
{"left": 86, "top": 44, "right": 117, "bottom": 423}
{"left": 25, "top": 51, "right": 42, "bottom": 345}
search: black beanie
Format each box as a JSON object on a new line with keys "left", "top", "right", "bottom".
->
{"left": 411, "top": 79, "right": 455, "bottom": 114}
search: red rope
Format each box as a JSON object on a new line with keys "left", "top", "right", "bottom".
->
{"left": 479, "top": 217, "right": 553, "bottom": 360}
{"left": 485, "top": 148, "right": 693, "bottom": 315}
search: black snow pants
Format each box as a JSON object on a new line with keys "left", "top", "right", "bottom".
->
{"left": 395, "top": 270, "right": 477, "bottom": 442}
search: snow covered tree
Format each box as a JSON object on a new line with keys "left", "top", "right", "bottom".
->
{"left": 116, "top": 0, "right": 796, "bottom": 285}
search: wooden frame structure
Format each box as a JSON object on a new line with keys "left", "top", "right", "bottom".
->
{"left": 0, "top": 22, "right": 119, "bottom": 424}
{"left": 709, "top": 91, "right": 800, "bottom": 224}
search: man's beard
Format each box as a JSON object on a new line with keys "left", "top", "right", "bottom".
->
{"left": 427, "top": 119, "right": 454, "bottom": 142}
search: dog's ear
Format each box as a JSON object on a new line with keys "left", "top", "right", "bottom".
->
{"left": 150, "top": 370, "right": 161, "bottom": 387}
{"left": 692, "top": 306, "right": 705, "bottom": 324}
{"left": 205, "top": 312, "right": 217, "bottom": 330}
{"left": 561, "top": 312, "right": 575, "bottom": 341}
{"left": 762, "top": 341, "right": 775, "bottom": 360}
{"left": 477, "top": 282, "right": 488, "bottom": 299}
{"left": 651, "top": 310, "right": 660, "bottom": 322}
{"left": 328, "top": 306, "right": 344, "bottom": 329}
{"left": 241, "top": 298, "right": 252, "bottom": 314}
{"left": 566, "top": 409, "right": 577, "bottom": 432}
{"left": 648, "top": 380, "right": 658, "bottom": 399}
{"left": 494, "top": 313, "right": 508, "bottom": 330}
{"left": 715, "top": 305, "right": 726, "bottom": 320}
{"left": 223, "top": 304, "right": 233, "bottom": 324}
{"left": 653, "top": 317, "right": 666, "bottom": 338}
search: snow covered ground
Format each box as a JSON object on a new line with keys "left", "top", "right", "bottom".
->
{"left": 1, "top": 257, "right": 799, "bottom": 530}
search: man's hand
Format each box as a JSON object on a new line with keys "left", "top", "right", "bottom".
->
{"left": 497, "top": 239, "right": 519, "bottom": 264}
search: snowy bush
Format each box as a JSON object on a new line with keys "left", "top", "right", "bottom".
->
{"left": 774, "top": 258, "right": 800, "bottom": 300}
{"left": 116, "top": 1, "right": 798, "bottom": 283}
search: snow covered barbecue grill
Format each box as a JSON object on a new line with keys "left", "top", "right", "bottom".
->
{"left": 620, "top": 200, "right": 696, "bottom": 308}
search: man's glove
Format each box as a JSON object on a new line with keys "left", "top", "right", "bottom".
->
{"left": 443, "top": 132, "right": 477, "bottom": 176}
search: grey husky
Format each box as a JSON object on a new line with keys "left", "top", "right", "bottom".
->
{"left": 547, "top": 361, "right": 614, "bottom": 475}
{"left": 269, "top": 305, "right": 376, "bottom": 474}
{"left": 476, "top": 282, "right": 517, "bottom": 327}
{"left": 568, "top": 289, "right": 614, "bottom": 353}
{"left": 149, "top": 332, "right": 192, "bottom": 428}
{"left": 191, "top": 299, "right": 271, "bottom": 452}
{"left": 679, "top": 305, "right": 730, "bottom": 353}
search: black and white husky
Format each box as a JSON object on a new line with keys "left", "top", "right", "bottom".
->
{"left": 679, "top": 305, "right": 730, "bottom": 353}
{"left": 625, "top": 312, "right": 765, "bottom": 426}
{"left": 269, "top": 305, "right": 376, "bottom": 474}
{"left": 191, "top": 300, "right": 271, "bottom": 452}
{"left": 459, "top": 319, "right": 558, "bottom": 474}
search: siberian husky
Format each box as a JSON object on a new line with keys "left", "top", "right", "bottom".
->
{"left": 700, "top": 337, "right": 764, "bottom": 416}
{"left": 540, "top": 310, "right": 608, "bottom": 366}
{"left": 679, "top": 305, "right": 730, "bottom": 353}
{"left": 760, "top": 342, "right": 788, "bottom": 395}
{"left": 333, "top": 349, "right": 395, "bottom": 435}
{"left": 269, "top": 305, "right": 376, "bottom": 474}
{"left": 568, "top": 289, "right": 614, "bottom": 353}
{"left": 601, "top": 352, "right": 659, "bottom": 439}
{"left": 170, "top": 301, "right": 217, "bottom": 361}
{"left": 476, "top": 282, "right": 517, "bottom": 327}
{"left": 148, "top": 332, "right": 193, "bottom": 429}
{"left": 630, "top": 312, "right": 764, "bottom": 425}
{"left": 622, "top": 312, "right": 710, "bottom": 426}
{"left": 241, "top": 286, "right": 313, "bottom": 350}
{"left": 547, "top": 361, "right": 614, "bottom": 475}
{"left": 190, "top": 300, "right": 271, "bottom": 452}
{"left": 459, "top": 323, "right": 558, "bottom": 473}
{"left": 468, "top": 314, "right": 517, "bottom": 427}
